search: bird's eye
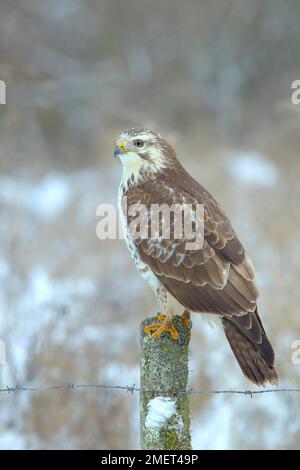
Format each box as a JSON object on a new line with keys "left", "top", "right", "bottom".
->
{"left": 134, "top": 139, "right": 144, "bottom": 148}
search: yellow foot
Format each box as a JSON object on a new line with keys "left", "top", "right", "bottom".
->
{"left": 182, "top": 311, "right": 191, "bottom": 330}
{"left": 144, "top": 313, "right": 179, "bottom": 340}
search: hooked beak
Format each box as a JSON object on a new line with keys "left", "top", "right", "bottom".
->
{"left": 114, "top": 141, "right": 125, "bottom": 158}
{"left": 114, "top": 145, "right": 121, "bottom": 158}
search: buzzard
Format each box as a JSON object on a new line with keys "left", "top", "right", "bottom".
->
{"left": 115, "top": 128, "right": 278, "bottom": 386}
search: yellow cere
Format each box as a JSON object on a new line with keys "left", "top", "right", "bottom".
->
{"left": 117, "top": 141, "right": 125, "bottom": 149}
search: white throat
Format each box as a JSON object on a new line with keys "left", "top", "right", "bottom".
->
{"left": 119, "top": 152, "right": 146, "bottom": 181}
{"left": 119, "top": 149, "right": 167, "bottom": 182}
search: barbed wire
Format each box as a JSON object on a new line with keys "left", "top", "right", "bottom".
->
{"left": 0, "top": 383, "right": 300, "bottom": 397}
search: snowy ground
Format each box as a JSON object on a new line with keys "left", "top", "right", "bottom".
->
{"left": 1, "top": 0, "right": 300, "bottom": 449}
{"left": 0, "top": 146, "right": 299, "bottom": 449}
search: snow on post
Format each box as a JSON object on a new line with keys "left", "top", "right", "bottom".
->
{"left": 140, "top": 315, "right": 191, "bottom": 450}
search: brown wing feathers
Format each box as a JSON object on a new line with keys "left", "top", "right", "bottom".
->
{"left": 125, "top": 169, "right": 277, "bottom": 385}
{"left": 222, "top": 309, "right": 278, "bottom": 386}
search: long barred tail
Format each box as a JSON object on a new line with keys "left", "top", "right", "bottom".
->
{"left": 222, "top": 308, "right": 278, "bottom": 386}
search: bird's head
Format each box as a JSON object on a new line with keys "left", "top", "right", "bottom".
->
{"left": 114, "top": 128, "right": 176, "bottom": 181}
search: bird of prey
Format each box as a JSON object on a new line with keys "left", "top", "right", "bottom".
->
{"left": 115, "top": 128, "right": 278, "bottom": 386}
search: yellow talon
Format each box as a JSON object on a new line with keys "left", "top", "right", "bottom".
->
{"left": 156, "top": 313, "right": 165, "bottom": 322}
{"left": 144, "top": 314, "right": 179, "bottom": 340}
{"left": 182, "top": 311, "right": 191, "bottom": 330}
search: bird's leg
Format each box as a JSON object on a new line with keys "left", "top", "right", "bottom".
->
{"left": 181, "top": 310, "right": 192, "bottom": 331}
{"left": 144, "top": 312, "right": 179, "bottom": 340}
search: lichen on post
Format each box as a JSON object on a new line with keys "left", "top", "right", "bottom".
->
{"left": 140, "top": 315, "right": 191, "bottom": 450}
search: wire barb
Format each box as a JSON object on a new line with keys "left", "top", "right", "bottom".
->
{"left": 0, "top": 384, "right": 299, "bottom": 396}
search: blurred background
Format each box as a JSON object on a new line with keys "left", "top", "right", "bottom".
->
{"left": 0, "top": 0, "right": 300, "bottom": 450}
